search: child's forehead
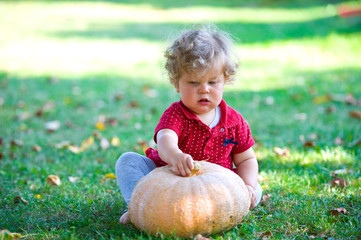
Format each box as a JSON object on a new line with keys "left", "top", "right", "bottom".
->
{"left": 183, "top": 64, "right": 224, "bottom": 80}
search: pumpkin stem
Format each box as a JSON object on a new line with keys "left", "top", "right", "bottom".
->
{"left": 190, "top": 161, "right": 201, "bottom": 176}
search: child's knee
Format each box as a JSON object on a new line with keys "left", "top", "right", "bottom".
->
{"left": 115, "top": 152, "right": 137, "bottom": 174}
{"left": 116, "top": 152, "right": 137, "bottom": 166}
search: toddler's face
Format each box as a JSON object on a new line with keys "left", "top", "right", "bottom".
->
{"left": 175, "top": 60, "right": 225, "bottom": 117}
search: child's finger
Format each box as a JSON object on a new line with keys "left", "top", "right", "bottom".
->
{"left": 186, "top": 156, "right": 194, "bottom": 170}
{"left": 177, "top": 160, "right": 188, "bottom": 177}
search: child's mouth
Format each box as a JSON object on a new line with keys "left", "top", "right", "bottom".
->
{"left": 198, "top": 99, "right": 210, "bottom": 105}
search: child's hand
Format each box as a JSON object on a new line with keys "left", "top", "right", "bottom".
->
{"left": 169, "top": 152, "right": 194, "bottom": 177}
{"left": 246, "top": 185, "right": 257, "bottom": 210}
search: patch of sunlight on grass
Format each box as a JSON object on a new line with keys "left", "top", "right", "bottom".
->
{"left": 0, "top": 2, "right": 338, "bottom": 25}
{"left": 229, "top": 32, "right": 361, "bottom": 91}
{"left": 286, "top": 147, "right": 355, "bottom": 166}
{"left": 0, "top": 38, "right": 164, "bottom": 79}
{"left": 238, "top": 33, "right": 361, "bottom": 68}
{"left": 2, "top": 31, "right": 359, "bottom": 84}
{"left": 1, "top": 2, "right": 359, "bottom": 85}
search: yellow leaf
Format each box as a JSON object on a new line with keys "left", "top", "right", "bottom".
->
{"left": 111, "top": 137, "right": 121, "bottom": 146}
{"left": 101, "top": 173, "right": 117, "bottom": 183}
{"left": 104, "top": 173, "right": 116, "bottom": 179}
{"left": 0, "top": 229, "right": 21, "bottom": 240}
{"left": 313, "top": 94, "right": 331, "bottom": 104}
{"left": 68, "top": 145, "right": 82, "bottom": 154}
{"left": 35, "top": 194, "right": 43, "bottom": 199}
{"left": 95, "top": 122, "right": 106, "bottom": 130}
{"left": 80, "top": 136, "right": 94, "bottom": 150}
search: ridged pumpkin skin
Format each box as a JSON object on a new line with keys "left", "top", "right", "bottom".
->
{"left": 128, "top": 161, "right": 250, "bottom": 238}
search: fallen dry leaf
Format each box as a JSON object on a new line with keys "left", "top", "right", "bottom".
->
{"left": 54, "top": 141, "right": 72, "bottom": 149}
{"left": 273, "top": 147, "right": 290, "bottom": 157}
{"left": 95, "top": 122, "right": 106, "bottom": 130}
{"left": 10, "top": 139, "right": 23, "bottom": 147}
{"left": 334, "top": 137, "right": 343, "bottom": 145}
{"left": 260, "top": 231, "right": 273, "bottom": 239}
{"left": 313, "top": 94, "right": 332, "bottom": 104}
{"left": 36, "top": 101, "right": 55, "bottom": 117}
{"left": 98, "top": 114, "right": 106, "bottom": 123}
{"left": 303, "top": 141, "right": 316, "bottom": 148}
{"left": 349, "top": 110, "right": 361, "bottom": 119}
{"left": 330, "top": 177, "right": 348, "bottom": 188}
{"left": 111, "top": 137, "right": 121, "bottom": 146}
{"left": 345, "top": 93, "right": 357, "bottom": 105}
{"left": 332, "top": 169, "right": 350, "bottom": 177}
{"left": 142, "top": 86, "right": 158, "bottom": 98}
{"left": 114, "top": 92, "right": 124, "bottom": 101}
{"left": 137, "top": 139, "right": 149, "bottom": 152}
{"left": 261, "top": 193, "right": 272, "bottom": 204}
{"left": 0, "top": 229, "right": 21, "bottom": 239}
{"left": 326, "top": 105, "right": 336, "bottom": 114}
{"left": 32, "top": 145, "right": 42, "bottom": 152}
{"left": 68, "top": 145, "right": 82, "bottom": 154}
{"left": 104, "top": 173, "right": 116, "bottom": 179}
{"left": 13, "top": 196, "right": 29, "bottom": 205}
{"left": 45, "top": 120, "right": 61, "bottom": 132}
{"left": 46, "top": 175, "right": 61, "bottom": 186}
{"left": 17, "top": 111, "right": 31, "bottom": 121}
{"left": 93, "top": 131, "right": 101, "bottom": 139}
{"left": 80, "top": 136, "right": 94, "bottom": 151}
{"left": 100, "top": 137, "right": 110, "bottom": 150}
{"left": 328, "top": 207, "right": 347, "bottom": 216}
{"left": 106, "top": 118, "right": 118, "bottom": 126}
{"left": 129, "top": 100, "right": 140, "bottom": 108}
{"left": 68, "top": 176, "right": 79, "bottom": 183}
{"left": 101, "top": 173, "right": 117, "bottom": 183}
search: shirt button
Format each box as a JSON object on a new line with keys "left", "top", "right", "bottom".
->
{"left": 220, "top": 128, "right": 224, "bottom": 132}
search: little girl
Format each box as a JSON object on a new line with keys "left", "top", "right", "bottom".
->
{"left": 115, "top": 25, "right": 262, "bottom": 224}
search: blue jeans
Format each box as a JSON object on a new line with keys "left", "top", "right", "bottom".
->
{"left": 115, "top": 152, "right": 262, "bottom": 206}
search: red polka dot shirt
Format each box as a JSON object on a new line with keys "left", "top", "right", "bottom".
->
{"left": 145, "top": 99, "right": 255, "bottom": 170}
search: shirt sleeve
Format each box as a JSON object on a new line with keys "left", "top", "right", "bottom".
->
{"left": 232, "top": 115, "right": 255, "bottom": 154}
{"left": 153, "top": 103, "right": 185, "bottom": 143}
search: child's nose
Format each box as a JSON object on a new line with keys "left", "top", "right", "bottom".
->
{"left": 199, "top": 83, "right": 210, "bottom": 93}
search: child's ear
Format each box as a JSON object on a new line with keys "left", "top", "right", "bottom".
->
{"left": 174, "top": 82, "right": 180, "bottom": 92}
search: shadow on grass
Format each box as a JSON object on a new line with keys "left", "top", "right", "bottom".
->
{"left": 45, "top": 16, "right": 361, "bottom": 44}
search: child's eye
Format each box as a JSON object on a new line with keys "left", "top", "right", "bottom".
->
{"left": 189, "top": 81, "right": 199, "bottom": 85}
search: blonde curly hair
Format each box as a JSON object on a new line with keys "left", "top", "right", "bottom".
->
{"left": 164, "top": 25, "right": 239, "bottom": 86}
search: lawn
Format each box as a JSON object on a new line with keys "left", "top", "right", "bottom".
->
{"left": 0, "top": 0, "right": 361, "bottom": 239}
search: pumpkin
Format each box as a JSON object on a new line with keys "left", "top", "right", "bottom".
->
{"left": 128, "top": 161, "right": 250, "bottom": 238}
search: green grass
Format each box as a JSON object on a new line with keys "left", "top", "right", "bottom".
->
{"left": 1, "top": 0, "right": 361, "bottom": 239}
